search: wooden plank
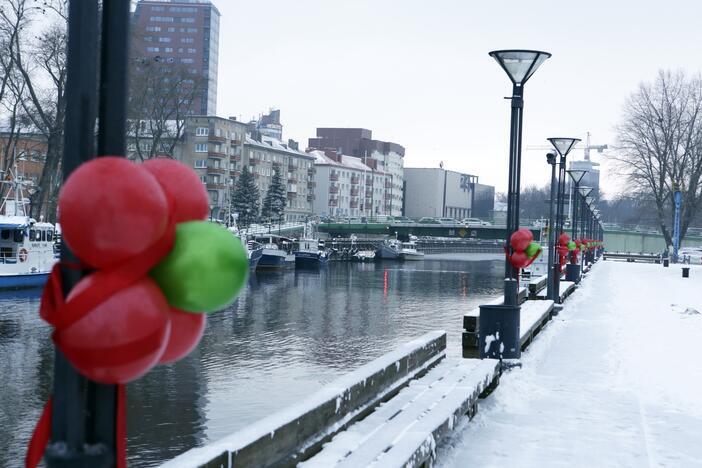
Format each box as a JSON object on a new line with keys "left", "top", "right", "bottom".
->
{"left": 300, "top": 359, "right": 500, "bottom": 468}
{"left": 162, "top": 332, "right": 448, "bottom": 468}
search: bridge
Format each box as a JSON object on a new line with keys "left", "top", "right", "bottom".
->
{"left": 317, "top": 222, "right": 542, "bottom": 242}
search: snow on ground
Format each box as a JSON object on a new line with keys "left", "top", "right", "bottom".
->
{"left": 438, "top": 261, "right": 702, "bottom": 468}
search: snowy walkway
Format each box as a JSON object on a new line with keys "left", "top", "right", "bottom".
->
{"left": 439, "top": 261, "right": 702, "bottom": 468}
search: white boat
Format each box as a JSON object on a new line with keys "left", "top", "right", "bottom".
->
{"left": 353, "top": 250, "right": 376, "bottom": 262}
{"left": 227, "top": 225, "right": 263, "bottom": 270}
{"left": 399, "top": 241, "right": 424, "bottom": 261}
{"left": 0, "top": 171, "right": 58, "bottom": 289}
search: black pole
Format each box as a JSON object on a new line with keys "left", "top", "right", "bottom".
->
{"left": 46, "top": 0, "right": 106, "bottom": 466}
{"left": 551, "top": 154, "right": 566, "bottom": 302}
{"left": 503, "top": 83, "right": 524, "bottom": 306}
{"left": 546, "top": 156, "right": 557, "bottom": 301}
{"left": 46, "top": 1, "right": 130, "bottom": 466}
{"left": 571, "top": 181, "right": 578, "bottom": 239}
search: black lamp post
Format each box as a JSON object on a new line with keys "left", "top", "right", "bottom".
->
{"left": 547, "top": 137, "right": 580, "bottom": 302}
{"left": 479, "top": 49, "right": 551, "bottom": 360}
{"left": 565, "top": 170, "right": 587, "bottom": 283}
{"left": 545, "top": 151, "right": 558, "bottom": 301}
{"left": 578, "top": 186, "right": 593, "bottom": 271}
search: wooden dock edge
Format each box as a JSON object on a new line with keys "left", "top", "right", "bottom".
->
{"left": 162, "top": 331, "right": 448, "bottom": 468}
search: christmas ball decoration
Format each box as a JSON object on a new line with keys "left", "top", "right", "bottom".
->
{"left": 57, "top": 275, "right": 171, "bottom": 384}
{"left": 509, "top": 250, "right": 529, "bottom": 269}
{"left": 567, "top": 241, "right": 577, "bottom": 251}
{"left": 151, "top": 221, "right": 248, "bottom": 313}
{"left": 143, "top": 158, "right": 209, "bottom": 223}
{"left": 525, "top": 241, "right": 541, "bottom": 258}
{"left": 159, "top": 308, "right": 207, "bottom": 364}
{"left": 59, "top": 157, "right": 169, "bottom": 268}
{"left": 510, "top": 228, "right": 533, "bottom": 252}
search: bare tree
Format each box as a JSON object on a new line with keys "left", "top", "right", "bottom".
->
{"left": 1, "top": 0, "right": 68, "bottom": 221}
{"left": 613, "top": 70, "right": 702, "bottom": 245}
{"left": 127, "top": 52, "right": 206, "bottom": 161}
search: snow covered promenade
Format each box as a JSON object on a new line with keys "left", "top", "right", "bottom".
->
{"left": 439, "top": 261, "right": 702, "bottom": 467}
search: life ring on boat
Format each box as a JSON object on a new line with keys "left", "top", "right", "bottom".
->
{"left": 19, "top": 248, "right": 28, "bottom": 262}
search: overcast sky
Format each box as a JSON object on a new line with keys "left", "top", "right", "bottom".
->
{"left": 212, "top": 0, "right": 702, "bottom": 196}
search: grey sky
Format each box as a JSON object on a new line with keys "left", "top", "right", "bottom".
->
{"left": 215, "top": 0, "right": 702, "bottom": 195}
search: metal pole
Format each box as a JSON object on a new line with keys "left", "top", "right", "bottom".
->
{"left": 673, "top": 189, "right": 682, "bottom": 262}
{"left": 551, "top": 155, "right": 566, "bottom": 302}
{"left": 504, "top": 84, "right": 523, "bottom": 306}
{"left": 47, "top": 0, "right": 105, "bottom": 466}
{"left": 546, "top": 159, "right": 557, "bottom": 301}
{"left": 571, "top": 182, "right": 578, "bottom": 239}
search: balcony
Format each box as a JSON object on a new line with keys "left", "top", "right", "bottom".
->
{"left": 329, "top": 172, "right": 339, "bottom": 182}
{"left": 308, "top": 167, "right": 316, "bottom": 176}
{"left": 384, "top": 193, "right": 392, "bottom": 200}
{"left": 328, "top": 197, "right": 338, "bottom": 207}
{"left": 288, "top": 163, "right": 296, "bottom": 171}
{"left": 208, "top": 150, "right": 227, "bottom": 158}
{"left": 385, "top": 180, "right": 392, "bottom": 188}
{"left": 230, "top": 154, "right": 241, "bottom": 161}
{"left": 351, "top": 175, "right": 360, "bottom": 185}
{"left": 207, "top": 166, "right": 225, "bottom": 175}
{"left": 366, "top": 178, "right": 373, "bottom": 186}
{"left": 365, "top": 189, "right": 373, "bottom": 198}
{"left": 206, "top": 182, "right": 226, "bottom": 190}
{"left": 248, "top": 158, "right": 259, "bottom": 166}
{"left": 350, "top": 187, "right": 359, "bottom": 196}
{"left": 350, "top": 200, "right": 359, "bottom": 208}
{"left": 307, "top": 180, "right": 316, "bottom": 188}
{"left": 231, "top": 138, "right": 242, "bottom": 145}
{"left": 329, "top": 185, "right": 339, "bottom": 194}
{"left": 208, "top": 134, "right": 226, "bottom": 143}
{"left": 307, "top": 194, "right": 315, "bottom": 201}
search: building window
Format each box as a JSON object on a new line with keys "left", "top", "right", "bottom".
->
{"left": 187, "top": 48, "right": 196, "bottom": 54}
{"left": 195, "top": 127, "right": 209, "bottom": 136}
{"left": 186, "top": 28, "right": 198, "bottom": 33}
{"left": 180, "top": 17, "right": 195, "bottom": 23}
{"left": 195, "top": 144, "right": 208, "bottom": 153}
{"left": 195, "top": 159, "right": 207, "bottom": 168}
{"left": 158, "top": 37, "right": 171, "bottom": 43}
{"left": 146, "top": 47, "right": 160, "bottom": 52}
{"left": 151, "top": 6, "right": 165, "bottom": 12}
{"left": 150, "top": 16, "right": 174, "bottom": 22}
{"left": 180, "top": 58, "right": 194, "bottom": 64}
{"left": 143, "top": 36, "right": 153, "bottom": 42}
{"left": 145, "top": 26, "right": 161, "bottom": 32}
{"left": 164, "top": 47, "right": 173, "bottom": 52}
{"left": 167, "top": 27, "right": 176, "bottom": 32}
{"left": 169, "top": 6, "right": 197, "bottom": 13}
{"left": 181, "top": 37, "right": 194, "bottom": 44}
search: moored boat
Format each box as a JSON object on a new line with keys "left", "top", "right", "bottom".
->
{"left": 376, "top": 239, "right": 402, "bottom": 259}
{"left": 294, "top": 238, "right": 330, "bottom": 268}
{"left": 255, "top": 235, "right": 290, "bottom": 269}
{"left": 399, "top": 241, "right": 424, "bottom": 261}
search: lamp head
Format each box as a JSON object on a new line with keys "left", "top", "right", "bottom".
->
{"left": 488, "top": 49, "right": 552, "bottom": 86}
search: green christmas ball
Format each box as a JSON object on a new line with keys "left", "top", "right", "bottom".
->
{"left": 567, "top": 241, "right": 577, "bottom": 251}
{"left": 151, "top": 221, "right": 248, "bottom": 313}
{"left": 525, "top": 241, "right": 541, "bottom": 258}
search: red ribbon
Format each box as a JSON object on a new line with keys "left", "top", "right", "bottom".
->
{"left": 26, "top": 213, "right": 175, "bottom": 467}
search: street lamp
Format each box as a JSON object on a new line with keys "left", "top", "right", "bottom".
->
{"left": 547, "top": 137, "right": 580, "bottom": 302}
{"left": 545, "top": 151, "right": 558, "bottom": 301}
{"left": 479, "top": 49, "right": 551, "bottom": 360}
{"left": 565, "top": 170, "right": 587, "bottom": 283}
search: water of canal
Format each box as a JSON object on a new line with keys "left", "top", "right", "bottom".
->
{"left": 0, "top": 254, "right": 504, "bottom": 467}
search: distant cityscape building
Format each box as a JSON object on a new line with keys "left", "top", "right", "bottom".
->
{"left": 249, "top": 109, "right": 283, "bottom": 141}
{"left": 132, "top": 0, "right": 220, "bottom": 115}
{"left": 308, "top": 128, "right": 405, "bottom": 216}
{"left": 403, "top": 168, "right": 486, "bottom": 220}
{"left": 309, "top": 150, "right": 393, "bottom": 218}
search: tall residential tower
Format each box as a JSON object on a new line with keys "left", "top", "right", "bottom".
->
{"left": 132, "top": 0, "right": 220, "bottom": 115}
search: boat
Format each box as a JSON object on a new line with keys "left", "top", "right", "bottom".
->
{"left": 227, "top": 225, "right": 264, "bottom": 270}
{"left": 294, "top": 238, "right": 330, "bottom": 268}
{"left": 246, "top": 240, "right": 264, "bottom": 270}
{"left": 0, "top": 171, "right": 58, "bottom": 289}
{"left": 376, "top": 238, "right": 402, "bottom": 259}
{"left": 353, "top": 250, "right": 376, "bottom": 262}
{"left": 255, "top": 234, "right": 290, "bottom": 269}
{"left": 399, "top": 241, "right": 424, "bottom": 261}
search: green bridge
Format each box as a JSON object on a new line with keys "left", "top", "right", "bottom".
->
{"left": 317, "top": 222, "right": 702, "bottom": 253}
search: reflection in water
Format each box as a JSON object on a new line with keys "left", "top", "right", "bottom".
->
{"left": 0, "top": 256, "right": 503, "bottom": 467}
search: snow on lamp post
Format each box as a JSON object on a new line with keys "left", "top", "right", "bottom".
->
{"left": 547, "top": 137, "right": 580, "bottom": 302}
{"left": 479, "top": 49, "right": 551, "bottom": 360}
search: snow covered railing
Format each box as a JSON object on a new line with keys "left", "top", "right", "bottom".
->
{"left": 527, "top": 274, "right": 549, "bottom": 298}
{"left": 161, "top": 331, "right": 448, "bottom": 468}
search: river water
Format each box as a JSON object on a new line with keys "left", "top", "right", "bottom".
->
{"left": 0, "top": 254, "right": 504, "bottom": 467}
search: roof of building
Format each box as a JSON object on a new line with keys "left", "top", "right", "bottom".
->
{"left": 245, "top": 135, "right": 313, "bottom": 159}
{"left": 308, "top": 150, "right": 385, "bottom": 174}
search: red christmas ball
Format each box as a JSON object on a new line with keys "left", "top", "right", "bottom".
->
{"left": 59, "top": 157, "right": 169, "bottom": 268}
{"left": 509, "top": 251, "right": 529, "bottom": 269}
{"left": 143, "top": 158, "right": 209, "bottom": 223}
{"left": 57, "top": 275, "right": 171, "bottom": 384}
{"left": 559, "top": 232, "right": 571, "bottom": 245}
{"left": 159, "top": 308, "right": 206, "bottom": 364}
{"left": 510, "top": 228, "right": 533, "bottom": 252}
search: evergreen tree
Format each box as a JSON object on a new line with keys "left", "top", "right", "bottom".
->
{"left": 232, "top": 166, "right": 260, "bottom": 228}
{"left": 261, "top": 167, "right": 287, "bottom": 224}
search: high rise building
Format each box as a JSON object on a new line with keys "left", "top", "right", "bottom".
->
{"left": 132, "top": 0, "right": 220, "bottom": 115}
{"left": 308, "top": 128, "right": 405, "bottom": 216}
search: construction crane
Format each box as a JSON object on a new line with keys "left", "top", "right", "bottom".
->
{"left": 525, "top": 132, "right": 608, "bottom": 160}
